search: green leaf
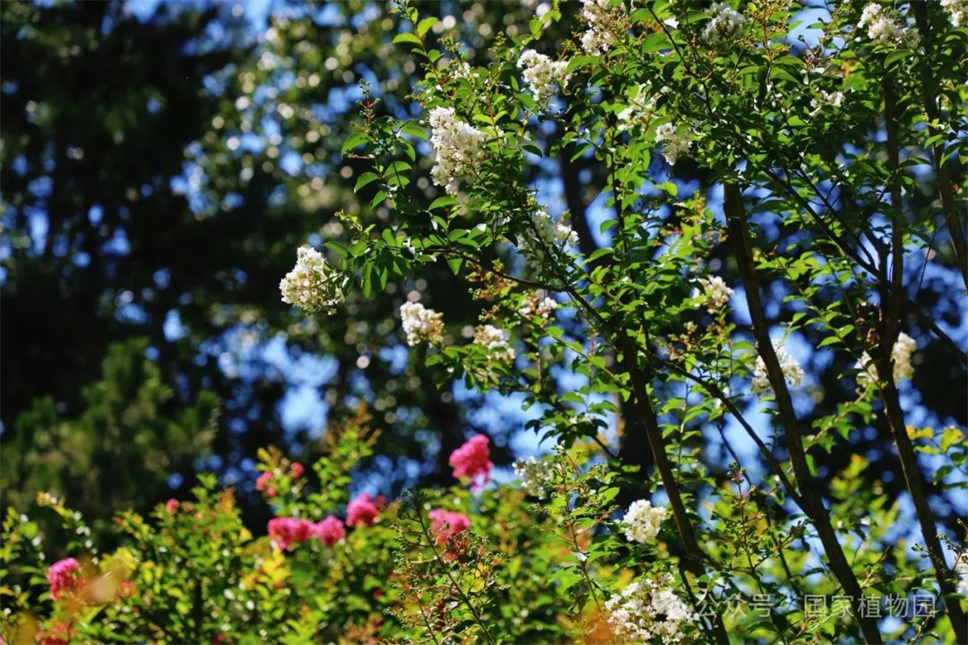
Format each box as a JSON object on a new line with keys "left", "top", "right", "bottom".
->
{"left": 416, "top": 17, "right": 438, "bottom": 37}
{"left": 446, "top": 257, "right": 463, "bottom": 274}
{"left": 371, "top": 190, "right": 388, "bottom": 208}
{"left": 641, "top": 32, "right": 671, "bottom": 54}
{"left": 399, "top": 122, "right": 428, "bottom": 142}
{"left": 354, "top": 172, "right": 380, "bottom": 192}
{"left": 392, "top": 32, "right": 422, "bottom": 48}
{"left": 341, "top": 132, "right": 370, "bottom": 157}
{"left": 429, "top": 196, "right": 458, "bottom": 211}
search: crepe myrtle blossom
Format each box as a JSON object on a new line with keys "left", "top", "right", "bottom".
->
{"left": 617, "top": 84, "right": 656, "bottom": 131}
{"left": 315, "top": 515, "right": 346, "bottom": 547}
{"left": 428, "top": 106, "right": 487, "bottom": 194}
{"left": 622, "top": 499, "right": 669, "bottom": 544}
{"left": 473, "top": 324, "right": 516, "bottom": 363}
{"left": 165, "top": 499, "right": 178, "bottom": 514}
{"left": 47, "top": 558, "right": 82, "bottom": 600}
{"left": 692, "top": 275, "right": 734, "bottom": 313}
{"left": 811, "top": 89, "right": 846, "bottom": 112}
{"left": 449, "top": 433, "right": 494, "bottom": 489}
{"left": 346, "top": 493, "right": 381, "bottom": 527}
{"left": 450, "top": 60, "right": 473, "bottom": 80}
{"left": 580, "top": 0, "right": 630, "bottom": 54}
{"left": 942, "top": 0, "right": 968, "bottom": 27}
{"left": 751, "top": 338, "right": 805, "bottom": 396}
{"left": 256, "top": 471, "right": 276, "bottom": 497}
{"left": 513, "top": 456, "right": 555, "bottom": 498}
{"left": 605, "top": 575, "right": 697, "bottom": 642}
{"left": 268, "top": 517, "right": 316, "bottom": 551}
{"left": 654, "top": 123, "right": 693, "bottom": 165}
{"left": 856, "top": 332, "right": 917, "bottom": 386}
{"left": 280, "top": 245, "right": 345, "bottom": 314}
{"left": 428, "top": 509, "right": 471, "bottom": 545}
{"left": 518, "top": 291, "right": 557, "bottom": 321}
{"left": 858, "top": 3, "right": 919, "bottom": 48}
{"left": 702, "top": 2, "right": 746, "bottom": 50}
{"left": 400, "top": 301, "right": 444, "bottom": 346}
{"left": 519, "top": 210, "right": 579, "bottom": 263}
{"left": 518, "top": 49, "right": 570, "bottom": 105}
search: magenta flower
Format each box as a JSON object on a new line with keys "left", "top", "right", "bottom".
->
{"left": 428, "top": 509, "right": 470, "bottom": 545}
{"left": 47, "top": 557, "right": 81, "bottom": 600}
{"left": 256, "top": 471, "right": 273, "bottom": 491}
{"left": 315, "top": 515, "right": 346, "bottom": 547}
{"left": 267, "top": 517, "right": 315, "bottom": 551}
{"left": 346, "top": 493, "right": 380, "bottom": 528}
{"left": 448, "top": 434, "right": 493, "bottom": 489}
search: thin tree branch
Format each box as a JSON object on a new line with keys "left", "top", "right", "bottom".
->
{"left": 877, "top": 74, "right": 968, "bottom": 640}
{"left": 911, "top": 2, "right": 968, "bottom": 290}
{"left": 724, "top": 182, "right": 884, "bottom": 645}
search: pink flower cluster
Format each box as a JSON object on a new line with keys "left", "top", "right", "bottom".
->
{"left": 315, "top": 515, "right": 346, "bottom": 546}
{"left": 428, "top": 509, "right": 471, "bottom": 545}
{"left": 346, "top": 493, "right": 383, "bottom": 527}
{"left": 47, "top": 557, "right": 81, "bottom": 600}
{"left": 266, "top": 492, "right": 385, "bottom": 552}
{"left": 256, "top": 472, "right": 276, "bottom": 497}
{"left": 268, "top": 515, "right": 345, "bottom": 550}
{"left": 257, "top": 462, "right": 304, "bottom": 499}
{"left": 448, "top": 434, "right": 493, "bottom": 490}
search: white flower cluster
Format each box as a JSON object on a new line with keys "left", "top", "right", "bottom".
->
{"left": 617, "top": 84, "right": 656, "bottom": 131}
{"left": 580, "top": 0, "right": 629, "bottom": 54}
{"left": 474, "top": 324, "right": 516, "bottom": 362}
{"left": 811, "top": 90, "right": 845, "bottom": 111}
{"left": 519, "top": 210, "right": 579, "bottom": 263}
{"left": 451, "top": 61, "right": 473, "bottom": 80}
{"left": 622, "top": 499, "right": 669, "bottom": 544}
{"left": 513, "top": 457, "right": 555, "bottom": 498}
{"left": 605, "top": 576, "right": 697, "bottom": 642}
{"left": 280, "top": 246, "right": 345, "bottom": 314}
{"left": 702, "top": 2, "right": 746, "bottom": 50}
{"left": 857, "top": 332, "right": 917, "bottom": 385}
{"left": 859, "top": 3, "right": 919, "bottom": 48}
{"left": 956, "top": 553, "right": 968, "bottom": 595}
{"left": 518, "top": 49, "right": 570, "bottom": 106}
{"left": 655, "top": 123, "right": 693, "bottom": 165}
{"left": 518, "top": 292, "right": 558, "bottom": 321}
{"left": 692, "top": 275, "right": 734, "bottom": 314}
{"left": 400, "top": 302, "right": 444, "bottom": 346}
{"left": 751, "top": 338, "right": 804, "bottom": 396}
{"left": 428, "top": 106, "right": 488, "bottom": 194}
{"left": 942, "top": 0, "right": 968, "bottom": 27}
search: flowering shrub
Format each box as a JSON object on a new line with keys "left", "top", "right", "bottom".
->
{"left": 4, "top": 0, "right": 968, "bottom": 643}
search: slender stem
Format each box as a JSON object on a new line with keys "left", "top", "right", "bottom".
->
{"left": 416, "top": 508, "right": 497, "bottom": 645}
{"left": 615, "top": 332, "right": 731, "bottom": 645}
{"left": 724, "top": 182, "right": 883, "bottom": 644}
{"left": 873, "top": 366, "right": 968, "bottom": 641}
{"left": 761, "top": 168, "right": 967, "bottom": 366}
{"left": 911, "top": 2, "right": 968, "bottom": 290}
{"left": 877, "top": 75, "right": 968, "bottom": 641}
{"left": 881, "top": 78, "right": 905, "bottom": 349}
{"left": 522, "top": 230, "right": 731, "bottom": 642}
{"left": 650, "top": 353, "right": 804, "bottom": 508}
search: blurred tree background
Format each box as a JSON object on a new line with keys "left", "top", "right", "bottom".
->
{"left": 2, "top": 0, "right": 965, "bottom": 549}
